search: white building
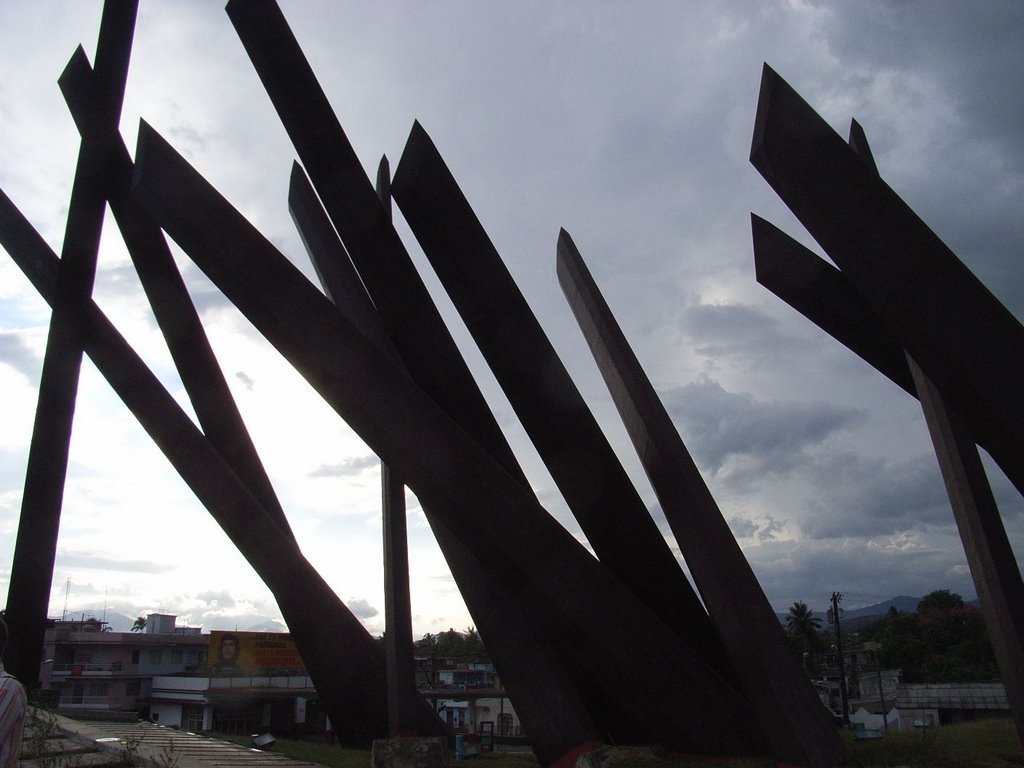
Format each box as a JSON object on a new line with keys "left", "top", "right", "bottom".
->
{"left": 148, "top": 673, "right": 318, "bottom": 735}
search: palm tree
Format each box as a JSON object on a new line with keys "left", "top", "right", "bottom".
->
{"left": 786, "top": 601, "right": 822, "bottom": 657}
{"left": 130, "top": 616, "right": 147, "bottom": 632}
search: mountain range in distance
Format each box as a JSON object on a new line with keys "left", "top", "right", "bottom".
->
{"left": 775, "top": 594, "right": 980, "bottom": 631}
{"left": 72, "top": 594, "right": 981, "bottom": 635}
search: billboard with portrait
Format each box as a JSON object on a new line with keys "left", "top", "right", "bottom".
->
{"left": 208, "top": 631, "right": 306, "bottom": 675}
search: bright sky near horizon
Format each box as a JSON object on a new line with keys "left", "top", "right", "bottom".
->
{"left": 1, "top": 1, "right": 1022, "bottom": 638}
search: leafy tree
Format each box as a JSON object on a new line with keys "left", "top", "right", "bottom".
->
{"left": 859, "top": 590, "right": 997, "bottom": 683}
{"left": 435, "top": 628, "right": 465, "bottom": 657}
{"left": 130, "top": 616, "right": 147, "bottom": 632}
{"left": 917, "top": 589, "right": 963, "bottom": 615}
{"left": 918, "top": 601, "right": 995, "bottom": 681}
{"left": 414, "top": 632, "right": 438, "bottom": 657}
{"left": 421, "top": 626, "right": 490, "bottom": 662}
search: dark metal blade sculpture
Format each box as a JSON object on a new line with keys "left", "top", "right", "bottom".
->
{"left": 849, "top": 122, "right": 1023, "bottom": 744}
{"left": 0, "top": 185, "right": 451, "bottom": 744}
{"left": 391, "top": 122, "right": 733, "bottom": 683}
{"left": 56, "top": 48, "right": 442, "bottom": 742}
{"left": 557, "top": 229, "right": 848, "bottom": 768}
{"left": 15, "top": 4, "right": 1007, "bottom": 760}
{"left": 751, "top": 215, "right": 916, "bottom": 397}
{"left": 4, "top": 0, "right": 138, "bottom": 686}
{"left": 0, "top": 189, "right": 427, "bottom": 742}
{"left": 225, "top": 0, "right": 524, "bottom": 487}
{"left": 910, "top": 356, "right": 1024, "bottom": 743}
{"left": 58, "top": 44, "right": 294, "bottom": 542}
{"left": 753, "top": 105, "right": 1024, "bottom": 743}
{"left": 288, "top": 161, "right": 602, "bottom": 758}
{"left": 132, "top": 121, "right": 759, "bottom": 761}
{"left": 223, "top": 1, "right": 759, "bottom": 755}
{"left": 373, "top": 157, "right": 419, "bottom": 738}
{"left": 750, "top": 63, "right": 1024, "bottom": 501}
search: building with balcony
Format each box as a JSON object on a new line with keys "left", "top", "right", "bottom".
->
{"left": 40, "top": 615, "right": 206, "bottom": 714}
{"left": 40, "top": 620, "right": 521, "bottom": 742}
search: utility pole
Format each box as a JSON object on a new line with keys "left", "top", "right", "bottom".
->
{"left": 864, "top": 641, "right": 889, "bottom": 732}
{"left": 830, "top": 591, "right": 851, "bottom": 727}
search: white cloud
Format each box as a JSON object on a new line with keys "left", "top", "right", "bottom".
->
{"left": 346, "top": 598, "right": 379, "bottom": 620}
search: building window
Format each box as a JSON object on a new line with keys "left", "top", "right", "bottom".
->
{"left": 87, "top": 681, "right": 108, "bottom": 697}
{"left": 148, "top": 649, "right": 162, "bottom": 665}
{"left": 131, "top": 650, "right": 140, "bottom": 665}
{"left": 125, "top": 679, "right": 141, "bottom": 697}
{"left": 171, "top": 650, "right": 183, "bottom": 665}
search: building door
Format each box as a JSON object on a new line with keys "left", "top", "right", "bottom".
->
{"left": 182, "top": 705, "right": 204, "bottom": 732}
{"left": 497, "top": 712, "right": 513, "bottom": 736}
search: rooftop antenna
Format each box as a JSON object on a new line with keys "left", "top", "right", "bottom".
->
{"left": 61, "top": 577, "right": 71, "bottom": 621}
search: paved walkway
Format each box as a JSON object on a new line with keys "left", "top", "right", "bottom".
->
{"left": 21, "top": 712, "right": 327, "bottom": 768}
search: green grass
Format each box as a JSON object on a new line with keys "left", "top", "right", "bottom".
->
{"left": 206, "top": 733, "right": 373, "bottom": 768}
{"left": 207, "top": 721, "right": 1024, "bottom": 768}
{"left": 845, "top": 719, "right": 1024, "bottom": 768}
{"left": 205, "top": 733, "right": 540, "bottom": 768}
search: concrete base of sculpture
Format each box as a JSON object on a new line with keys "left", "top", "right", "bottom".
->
{"left": 371, "top": 737, "right": 447, "bottom": 768}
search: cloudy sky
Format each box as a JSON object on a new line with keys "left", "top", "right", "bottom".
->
{"left": 1, "top": 1, "right": 1021, "bottom": 638}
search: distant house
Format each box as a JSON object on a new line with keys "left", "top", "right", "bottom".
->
{"left": 429, "top": 694, "right": 520, "bottom": 736}
{"left": 857, "top": 668, "right": 902, "bottom": 702}
{"left": 416, "top": 659, "right": 520, "bottom": 737}
{"left": 437, "top": 662, "right": 498, "bottom": 690}
{"left": 896, "top": 682, "right": 1010, "bottom": 728}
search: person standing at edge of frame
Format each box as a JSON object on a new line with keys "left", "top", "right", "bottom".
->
{"left": 0, "top": 615, "right": 27, "bottom": 768}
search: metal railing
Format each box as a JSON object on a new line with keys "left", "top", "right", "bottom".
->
{"left": 51, "top": 663, "right": 126, "bottom": 674}
{"left": 58, "top": 696, "right": 116, "bottom": 707}
{"left": 208, "top": 675, "right": 314, "bottom": 690}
